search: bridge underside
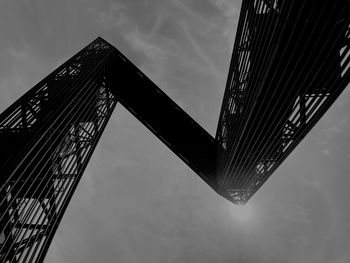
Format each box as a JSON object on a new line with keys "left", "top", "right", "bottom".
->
{"left": 1, "top": 0, "right": 350, "bottom": 262}
{"left": 216, "top": 0, "right": 350, "bottom": 203}
{"left": 0, "top": 38, "right": 218, "bottom": 262}
{"left": 106, "top": 51, "right": 218, "bottom": 190}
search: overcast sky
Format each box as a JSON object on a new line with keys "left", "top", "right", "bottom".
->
{"left": 1, "top": 0, "right": 350, "bottom": 262}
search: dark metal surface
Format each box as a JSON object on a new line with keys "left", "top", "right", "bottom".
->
{"left": 0, "top": 38, "right": 118, "bottom": 262}
{"left": 216, "top": 0, "right": 350, "bottom": 203}
{"left": 1, "top": 0, "right": 350, "bottom": 261}
{"left": 0, "top": 38, "right": 217, "bottom": 262}
{"left": 106, "top": 51, "right": 218, "bottom": 191}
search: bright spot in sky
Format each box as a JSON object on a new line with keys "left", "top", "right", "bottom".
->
{"left": 228, "top": 202, "right": 256, "bottom": 224}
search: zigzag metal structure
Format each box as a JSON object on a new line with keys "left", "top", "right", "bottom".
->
{"left": 0, "top": 0, "right": 350, "bottom": 262}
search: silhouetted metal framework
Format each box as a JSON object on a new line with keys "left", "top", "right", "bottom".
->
{"left": 1, "top": 0, "right": 350, "bottom": 262}
{"left": 0, "top": 38, "right": 217, "bottom": 263}
{"left": 216, "top": 0, "right": 350, "bottom": 203}
{"left": 0, "top": 39, "right": 118, "bottom": 262}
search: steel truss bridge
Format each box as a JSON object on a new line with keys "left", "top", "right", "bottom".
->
{"left": 0, "top": 0, "right": 350, "bottom": 262}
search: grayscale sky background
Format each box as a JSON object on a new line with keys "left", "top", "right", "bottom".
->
{"left": 1, "top": 0, "right": 350, "bottom": 262}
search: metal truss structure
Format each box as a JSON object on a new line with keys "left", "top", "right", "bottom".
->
{"left": 0, "top": 0, "right": 350, "bottom": 262}
{"left": 0, "top": 37, "right": 217, "bottom": 263}
{"left": 0, "top": 39, "right": 118, "bottom": 262}
{"left": 216, "top": 0, "right": 350, "bottom": 203}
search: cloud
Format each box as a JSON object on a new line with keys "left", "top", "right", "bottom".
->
{"left": 322, "top": 149, "right": 331, "bottom": 155}
{"left": 0, "top": 45, "right": 53, "bottom": 112}
{"left": 87, "top": 3, "right": 128, "bottom": 30}
{"left": 86, "top": 0, "right": 231, "bottom": 132}
{"left": 44, "top": 238, "right": 67, "bottom": 263}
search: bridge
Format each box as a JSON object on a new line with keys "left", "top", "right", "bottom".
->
{"left": 0, "top": 0, "right": 350, "bottom": 262}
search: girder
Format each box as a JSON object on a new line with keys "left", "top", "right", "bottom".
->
{"left": 216, "top": 0, "right": 350, "bottom": 203}
{"left": 105, "top": 50, "right": 218, "bottom": 190}
{"left": 0, "top": 39, "right": 118, "bottom": 262}
{"left": 0, "top": 38, "right": 217, "bottom": 262}
{"left": 1, "top": 0, "right": 350, "bottom": 261}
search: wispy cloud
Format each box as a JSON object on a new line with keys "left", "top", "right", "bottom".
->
{"left": 87, "top": 3, "right": 128, "bottom": 31}
{"left": 0, "top": 45, "right": 52, "bottom": 111}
